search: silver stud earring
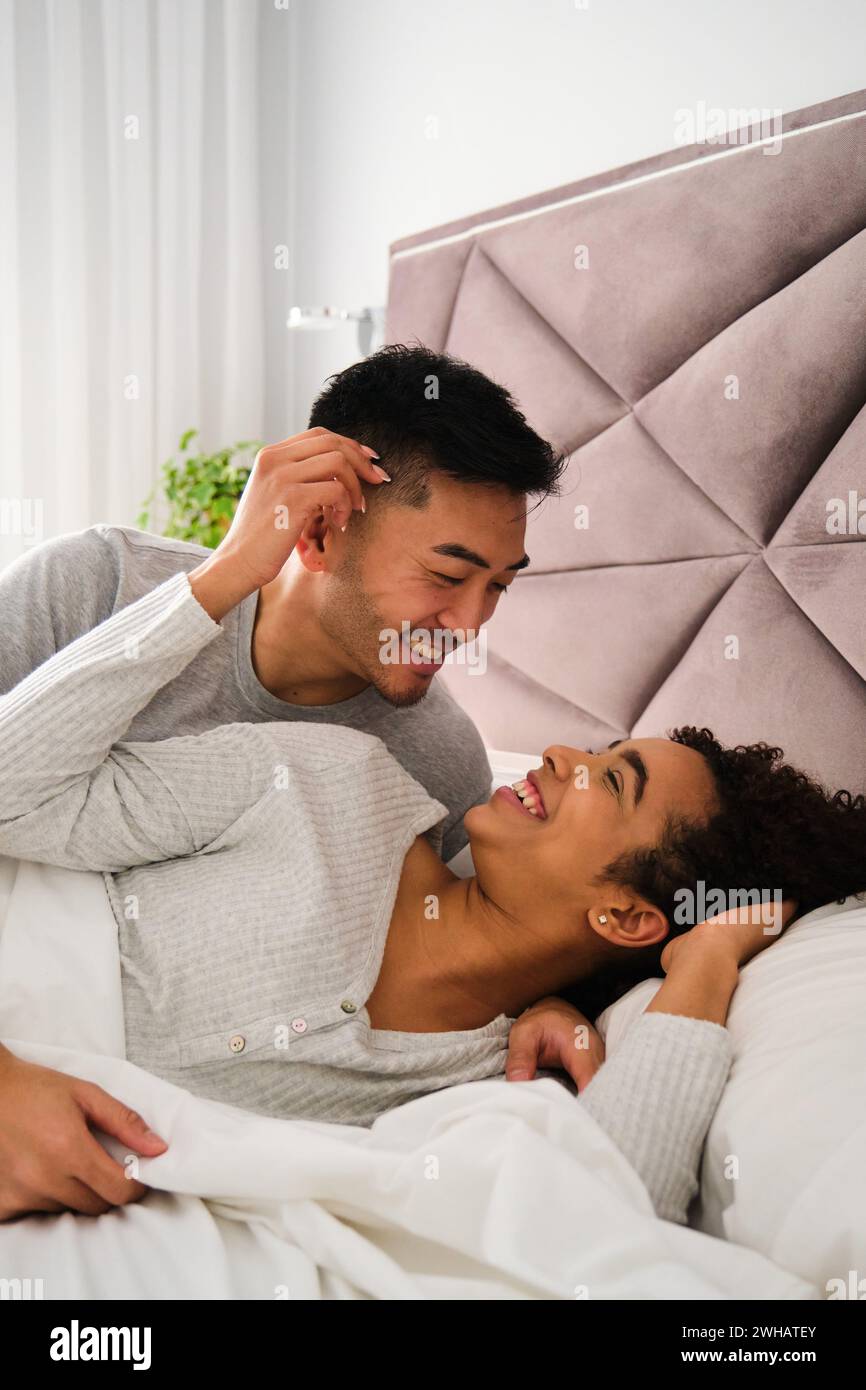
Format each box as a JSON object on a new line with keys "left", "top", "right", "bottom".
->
{"left": 598, "top": 913, "right": 608, "bottom": 925}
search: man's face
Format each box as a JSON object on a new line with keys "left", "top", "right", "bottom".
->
{"left": 319, "top": 474, "right": 529, "bottom": 708}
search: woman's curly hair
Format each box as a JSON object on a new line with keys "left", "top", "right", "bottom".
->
{"left": 561, "top": 726, "right": 866, "bottom": 1023}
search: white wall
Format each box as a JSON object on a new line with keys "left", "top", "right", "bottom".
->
{"left": 289, "top": 0, "right": 866, "bottom": 428}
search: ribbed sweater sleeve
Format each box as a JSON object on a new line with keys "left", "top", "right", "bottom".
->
{"left": 578, "top": 1010, "right": 733, "bottom": 1225}
{"left": 0, "top": 570, "right": 255, "bottom": 870}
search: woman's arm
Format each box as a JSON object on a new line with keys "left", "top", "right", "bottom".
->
{"left": 577, "top": 948, "right": 736, "bottom": 1224}
{"left": 0, "top": 430, "right": 388, "bottom": 878}
{"left": 0, "top": 563, "right": 389, "bottom": 873}
{"left": 0, "top": 569, "right": 266, "bottom": 871}
{"left": 576, "top": 907, "right": 791, "bottom": 1225}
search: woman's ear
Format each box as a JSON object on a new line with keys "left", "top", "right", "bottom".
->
{"left": 589, "top": 900, "right": 669, "bottom": 949}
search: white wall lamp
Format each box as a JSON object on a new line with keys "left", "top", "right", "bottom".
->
{"left": 287, "top": 305, "right": 386, "bottom": 357}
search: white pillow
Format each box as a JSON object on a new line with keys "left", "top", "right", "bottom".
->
{"left": 596, "top": 895, "right": 866, "bottom": 1293}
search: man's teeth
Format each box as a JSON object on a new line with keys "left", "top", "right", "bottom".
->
{"left": 511, "top": 779, "right": 541, "bottom": 816}
{"left": 410, "top": 637, "right": 437, "bottom": 662}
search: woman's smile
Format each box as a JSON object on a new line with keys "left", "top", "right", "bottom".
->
{"left": 494, "top": 775, "right": 547, "bottom": 819}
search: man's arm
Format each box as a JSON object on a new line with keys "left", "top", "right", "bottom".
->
{"left": 0, "top": 527, "right": 121, "bottom": 693}
{"left": 0, "top": 532, "right": 173, "bottom": 1221}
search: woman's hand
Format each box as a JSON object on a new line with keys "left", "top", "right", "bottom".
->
{"left": 505, "top": 995, "right": 605, "bottom": 1092}
{"left": 660, "top": 898, "right": 799, "bottom": 976}
{"left": 187, "top": 427, "right": 390, "bottom": 621}
{"left": 648, "top": 898, "right": 799, "bottom": 1028}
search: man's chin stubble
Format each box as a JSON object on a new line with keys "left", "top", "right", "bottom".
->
{"left": 327, "top": 619, "right": 433, "bottom": 708}
{"left": 319, "top": 578, "right": 433, "bottom": 709}
{"left": 370, "top": 667, "right": 432, "bottom": 709}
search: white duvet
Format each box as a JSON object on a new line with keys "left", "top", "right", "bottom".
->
{"left": 0, "top": 855, "right": 819, "bottom": 1300}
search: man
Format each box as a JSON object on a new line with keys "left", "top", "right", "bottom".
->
{"left": 0, "top": 343, "right": 566, "bottom": 864}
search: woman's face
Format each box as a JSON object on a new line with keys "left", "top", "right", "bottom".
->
{"left": 465, "top": 738, "right": 719, "bottom": 944}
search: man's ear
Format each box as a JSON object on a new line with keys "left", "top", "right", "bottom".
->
{"left": 588, "top": 900, "right": 669, "bottom": 951}
{"left": 294, "top": 511, "right": 340, "bottom": 573}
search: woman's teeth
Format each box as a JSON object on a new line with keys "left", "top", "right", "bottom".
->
{"left": 511, "top": 779, "right": 542, "bottom": 816}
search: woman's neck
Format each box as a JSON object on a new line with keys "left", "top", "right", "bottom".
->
{"left": 366, "top": 834, "right": 598, "bottom": 1032}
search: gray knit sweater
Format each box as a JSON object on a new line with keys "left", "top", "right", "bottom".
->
{"left": 0, "top": 570, "right": 733, "bottom": 1223}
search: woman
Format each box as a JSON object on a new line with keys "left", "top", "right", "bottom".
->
{"left": 2, "top": 554, "right": 864, "bottom": 1228}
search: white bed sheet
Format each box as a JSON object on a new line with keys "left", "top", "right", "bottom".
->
{"left": 0, "top": 853, "right": 817, "bottom": 1300}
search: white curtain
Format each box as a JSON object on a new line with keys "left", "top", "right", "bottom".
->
{"left": 0, "top": 0, "right": 295, "bottom": 569}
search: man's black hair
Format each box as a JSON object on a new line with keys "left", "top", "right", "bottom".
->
{"left": 308, "top": 342, "right": 567, "bottom": 511}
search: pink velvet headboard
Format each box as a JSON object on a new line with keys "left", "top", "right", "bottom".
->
{"left": 385, "top": 90, "right": 866, "bottom": 795}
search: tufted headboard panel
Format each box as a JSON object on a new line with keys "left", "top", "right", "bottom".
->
{"left": 385, "top": 90, "right": 866, "bottom": 794}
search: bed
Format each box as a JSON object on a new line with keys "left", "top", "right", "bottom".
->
{"left": 1, "top": 88, "right": 864, "bottom": 1300}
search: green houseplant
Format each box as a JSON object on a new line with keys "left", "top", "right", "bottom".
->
{"left": 137, "top": 429, "right": 263, "bottom": 549}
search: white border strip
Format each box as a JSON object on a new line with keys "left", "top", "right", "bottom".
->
{"left": 390, "top": 108, "right": 866, "bottom": 262}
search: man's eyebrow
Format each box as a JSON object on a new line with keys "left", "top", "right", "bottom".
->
{"left": 431, "top": 543, "right": 530, "bottom": 572}
{"left": 607, "top": 740, "right": 648, "bottom": 809}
